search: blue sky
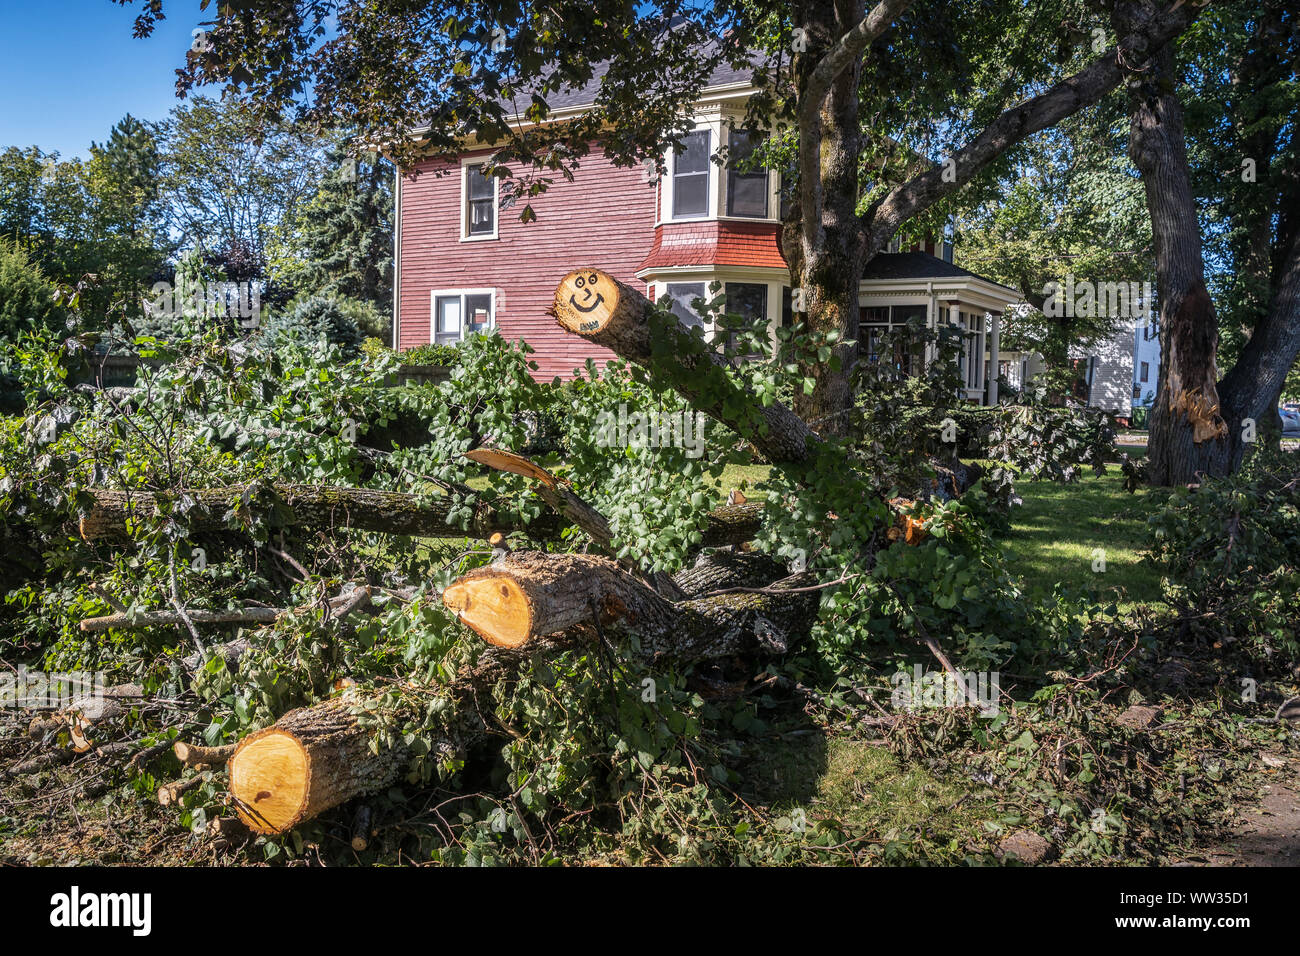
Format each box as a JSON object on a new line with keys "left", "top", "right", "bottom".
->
{"left": 0, "top": 0, "right": 207, "bottom": 159}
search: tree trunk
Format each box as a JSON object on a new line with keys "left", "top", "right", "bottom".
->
{"left": 790, "top": 0, "right": 869, "bottom": 437}
{"left": 1113, "top": 0, "right": 1230, "bottom": 485}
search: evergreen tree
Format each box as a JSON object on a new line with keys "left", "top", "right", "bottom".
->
{"left": 296, "top": 141, "right": 393, "bottom": 322}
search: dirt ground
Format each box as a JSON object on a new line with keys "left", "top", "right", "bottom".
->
{"left": 1174, "top": 759, "right": 1300, "bottom": 867}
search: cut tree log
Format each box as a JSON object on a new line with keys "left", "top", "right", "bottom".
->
{"left": 158, "top": 775, "right": 203, "bottom": 807}
{"left": 228, "top": 695, "right": 456, "bottom": 835}
{"left": 552, "top": 270, "right": 822, "bottom": 465}
{"left": 230, "top": 551, "right": 815, "bottom": 835}
{"left": 442, "top": 552, "right": 677, "bottom": 648}
{"left": 442, "top": 550, "right": 818, "bottom": 662}
{"left": 552, "top": 270, "right": 983, "bottom": 504}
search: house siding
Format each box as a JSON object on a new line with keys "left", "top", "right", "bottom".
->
{"left": 397, "top": 147, "right": 656, "bottom": 381}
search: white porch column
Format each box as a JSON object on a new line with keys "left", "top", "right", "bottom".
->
{"left": 948, "top": 303, "right": 961, "bottom": 393}
{"left": 988, "top": 309, "right": 1001, "bottom": 405}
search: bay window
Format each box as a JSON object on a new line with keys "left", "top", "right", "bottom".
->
{"left": 726, "top": 129, "right": 768, "bottom": 218}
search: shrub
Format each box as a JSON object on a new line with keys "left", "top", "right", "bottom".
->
{"left": 1146, "top": 447, "right": 1300, "bottom": 657}
{"left": 262, "top": 295, "right": 363, "bottom": 354}
{"left": 400, "top": 342, "right": 462, "bottom": 366}
{"left": 0, "top": 239, "right": 63, "bottom": 344}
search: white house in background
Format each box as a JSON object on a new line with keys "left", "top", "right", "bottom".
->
{"left": 1132, "top": 316, "right": 1161, "bottom": 410}
{"left": 998, "top": 318, "right": 1161, "bottom": 422}
{"left": 857, "top": 251, "right": 1022, "bottom": 404}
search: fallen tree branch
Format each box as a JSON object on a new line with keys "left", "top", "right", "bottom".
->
{"left": 552, "top": 270, "right": 822, "bottom": 466}
{"left": 79, "top": 482, "right": 763, "bottom": 551}
{"left": 228, "top": 551, "right": 814, "bottom": 836}
{"left": 173, "top": 740, "right": 236, "bottom": 769}
{"left": 77, "top": 484, "right": 564, "bottom": 543}
{"left": 80, "top": 585, "right": 373, "bottom": 634}
{"left": 79, "top": 607, "right": 283, "bottom": 633}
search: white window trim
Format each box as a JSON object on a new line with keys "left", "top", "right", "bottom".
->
{"left": 430, "top": 287, "right": 498, "bottom": 345}
{"left": 661, "top": 126, "right": 715, "bottom": 224}
{"left": 648, "top": 272, "right": 785, "bottom": 350}
{"left": 459, "top": 158, "right": 499, "bottom": 242}
{"left": 658, "top": 119, "right": 782, "bottom": 226}
{"left": 719, "top": 127, "right": 779, "bottom": 224}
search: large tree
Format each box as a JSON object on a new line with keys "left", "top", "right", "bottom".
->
{"left": 1107, "top": 0, "right": 1298, "bottom": 484}
{"left": 120, "top": 0, "right": 1201, "bottom": 431}
{"left": 289, "top": 140, "right": 393, "bottom": 315}
{"left": 0, "top": 117, "right": 167, "bottom": 324}
{"left": 157, "top": 96, "right": 326, "bottom": 265}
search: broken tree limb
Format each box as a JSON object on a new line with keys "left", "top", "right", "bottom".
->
{"left": 441, "top": 551, "right": 818, "bottom": 662}
{"left": 173, "top": 741, "right": 236, "bottom": 769}
{"left": 464, "top": 447, "right": 613, "bottom": 546}
{"left": 552, "top": 270, "right": 823, "bottom": 464}
{"left": 77, "top": 484, "right": 565, "bottom": 543}
{"left": 462, "top": 447, "right": 765, "bottom": 555}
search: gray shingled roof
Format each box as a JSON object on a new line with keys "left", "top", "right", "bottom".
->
{"left": 863, "top": 252, "right": 1021, "bottom": 296}
{"left": 523, "top": 58, "right": 757, "bottom": 112}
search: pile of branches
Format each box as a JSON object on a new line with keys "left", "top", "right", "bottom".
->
{"left": 3, "top": 268, "right": 997, "bottom": 851}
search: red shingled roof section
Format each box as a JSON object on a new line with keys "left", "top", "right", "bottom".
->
{"left": 638, "top": 220, "right": 787, "bottom": 272}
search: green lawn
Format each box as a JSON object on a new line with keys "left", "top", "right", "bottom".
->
{"left": 997, "top": 469, "right": 1164, "bottom": 610}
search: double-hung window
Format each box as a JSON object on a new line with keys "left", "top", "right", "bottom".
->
{"left": 722, "top": 282, "right": 767, "bottom": 355}
{"left": 432, "top": 290, "right": 494, "bottom": 345}
{"left": 726, "top": 129, "right": 768, "bottom": 218}
{"left": 464, "top": 164, "right": 496, "bottom": 238}
{"left": 672, "top": 130, "right": 711, "bottom": 219}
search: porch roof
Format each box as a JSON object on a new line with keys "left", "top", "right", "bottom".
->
{"left": 860, "top": 252, "right": 1023, "bottom": 313}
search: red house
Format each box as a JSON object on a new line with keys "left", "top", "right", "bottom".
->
{"left": 391, "top": 67, "right": 1021, "bottom": 402}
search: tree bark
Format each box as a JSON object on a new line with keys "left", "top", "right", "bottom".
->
{"left": 552, "top": 270, "right": 822, "bottom": 465}
{"left": 789, "top": 0, "right": 889, "bottom": 436}
{"left": 1112, "top": 0, "right": 1229, "bottom": 485}
{"left": 78, "top": 482, "right": 761, "bottom": 549}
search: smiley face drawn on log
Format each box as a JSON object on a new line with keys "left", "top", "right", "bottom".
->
{"left": 568, "top": 273, "right": 606, "bottom": 314}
